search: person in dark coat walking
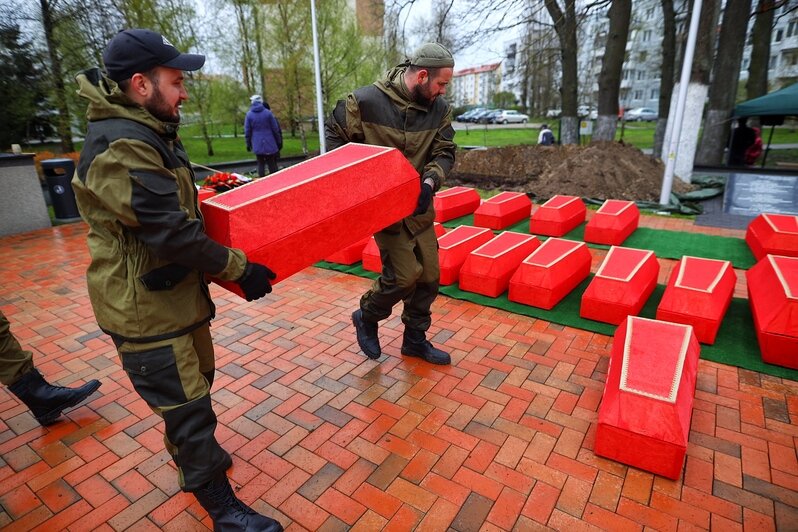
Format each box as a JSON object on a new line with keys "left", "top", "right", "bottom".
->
{"left": 245, "top": 95, "right": 283, "bottom": 176}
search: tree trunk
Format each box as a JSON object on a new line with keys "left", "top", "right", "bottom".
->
{"left": 253, "top": 4, "right": 268, "bottom": 100}
{"left": 234, "top": 1, "right": 255, "bottom": 94}
{"left": 40, "top": 0, "right": 74, "bottom": 153}
{"left": 747, "top": 0, "right": 773, "bottom": 99}
{"left": 663, "top": 0, "right": 719, "bottom": 181}
{"left": 695, "top": 0, "right": 752, "bottom": 166}
{"left": 594, "top": 0, "right": 632, "bottom": 141}
{"left": 545, "top": 0, "right": 579, "bottom": 144}
{"left": 653, "top": 0, "right": 676, "bottom": 156}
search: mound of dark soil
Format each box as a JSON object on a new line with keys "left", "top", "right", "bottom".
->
{"left": 449, "top": 141, "right": 694, "bottom": 201}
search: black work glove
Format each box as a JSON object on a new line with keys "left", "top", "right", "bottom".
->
{"left": 236, "top": 262, "right": 277, "bottom": 301}
{"left": 413, "top": 182, "right": 433, "bottom": 216}
{"left": 246, "top": 143, "right": 252, "bottom": 152}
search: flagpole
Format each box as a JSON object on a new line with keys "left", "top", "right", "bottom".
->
{"left": 310, "top": 0, "right": 326, "bottom": 154}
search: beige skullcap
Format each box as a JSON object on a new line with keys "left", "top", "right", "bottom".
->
{"left": 408, "top": 42, "right": 454, "bottom": 68}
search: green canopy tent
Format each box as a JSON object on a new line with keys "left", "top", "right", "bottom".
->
{"left": 733, "top": 82, "right": 798, "bottom": 166}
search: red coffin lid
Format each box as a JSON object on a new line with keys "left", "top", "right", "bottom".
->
{"left": 596, "top": 199, "right": 635, "bottom": 216}
{"left": 674, "top": 256, "right": 732, "bottom": 293}
{"left": 769, "top": 255, "right": 798, "bottom": 299}
{"left": 523, "top": 237, "right": 585, "bottom": 267}
{"left": 764, "top": 213, "right": 798, "bottom": 234}
{"left": 620, "top": 317, "right": 693, "bottom": 403}
{"left": 595, "top": 246, "right": 654, "bottom": 281}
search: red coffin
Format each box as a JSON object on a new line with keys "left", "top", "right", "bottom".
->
{"left": 459, "top": 232, "right": 541, "bottom": 297}
{"left": 508, "top": 238, "right": 591, "bottom": 309}
{"left": 746, "top": 255, "right": 798, "bottom": 369}
{"left": 473, "top": 192, "right": 532, "bottom": 230}
{"left": 438, "top": 226, "right": 494, "bottom": 285}
{"left": 197, "top": 187, "right": 217, "bottom": 203}
{"left": 362, "top": 223, "right": 447, "bottom": 273}
{"left": 596, "top": 316, "right": 700, "bottom": 480}
{"left": 434, "top": 186, "right": 481, "bottom": 222}
{"left": 584, "top": 199, "right": 639, "bottom": 246}
{"left": 530, "top": 195, "right": 586, "bottom": 237}
{"left": 325, "top": 237, "right": 370, "bottom": 265}
{"left": 201, "top": 143, "right": 419, "bottom": 296}
{"left": 656, "top": 256, "right": 736, "bottom": 344}
{"left": 581, "top": 246, "right": 659, "bottom": 325}
{"left": 745, "top": 213, "right": 798, "bottom": 260}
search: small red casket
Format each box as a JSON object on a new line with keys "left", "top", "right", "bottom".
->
{"left": 745, "top": 213, "right": 798, "bottom": 260}
{"left": 459, "top": 232, "right": 541, "bottom": 297}
{"left": 473, "top": 191, "right": 532, "bottom": 230}
{"left": 746, "top": 254, "right": 798, "bottom": 369}
{"left": 325, "top": 236, "right": 370, "bottom": 265}
{"left": 433, "top": 186, "right": 481, "bottom": 222}
{"left": 438, "top": 226, "right": 494, "bottom": 285}
{"left": 595, "top": 316, "right": 700, "bottom": 480}
{"left": 197, "top": 187, "right": 217, "bottom": 203}
{"left": 361, "top": 223, "right": 446, "bottom": 273}
{"left": 201, "top": 143, "right": 419, "bottom": 295}
{"left": 508, "top": 238, "right": 591, "bottom": 309}
{"left": 584, "top": 199, "right": 639, "bottom": 245}
{"left": 580, "top": 246, "right": 659, "bottom": 325}
{"left": 530, "top": 195, "right": 586, "bottom": 237}
{"left": 656, "top": 256, "right": 736, "bottom": 344}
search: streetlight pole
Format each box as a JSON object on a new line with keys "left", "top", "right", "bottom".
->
{"left": 310, "top": 0, "right": 326, "bottom": 154}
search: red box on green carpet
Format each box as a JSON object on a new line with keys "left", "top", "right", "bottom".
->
{"left": 745, "top": 213, "right": 798, "bottom": 260}
{"left": 595, "top": 316, "right": 700, "bottom": 480}
{"left": 473, "top": 191, "right": 532, "bottom": 230}
{"left": 580, "top": 246, "right": 659, "bottom": 325}
{"left": 433, "top": 186, "right": 481, "bottom": 222}
{"left": 201, "top": 143, "right": 419, "bottom": 296}
{"left": 508, "top": 237, "right": 591, "bottom": 309}
{"left": 459, "top": 232, "right": 541, "bottom": 297}
{"left": 438, "top": 225, "right": 494, "bottom": 285}
{"left": 656, "top": 256, "right": 736, "bottom": 344}
{"left": 584, "top": 199, "right": 639, "bottom": 246}
{"left": 325, "top": 236, "right": 370, "bottom": 265}
{"left": 746, "top": 254, "right": 798, "bottom": 369}
{"left": 530, "top": 195, "right": 586, "bottom": 237}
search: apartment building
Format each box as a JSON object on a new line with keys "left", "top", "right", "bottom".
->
{"left": 451, "top": 63, "right": 502, "bottom": 107}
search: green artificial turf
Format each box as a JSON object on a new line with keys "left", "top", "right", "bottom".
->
{"left": 442, "top": 215, "right": 757, "bottom": 270}
{"left": 315, "top": 260, "right": 798, "bottom": 381}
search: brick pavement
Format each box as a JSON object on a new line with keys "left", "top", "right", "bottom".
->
{"left": 0, "top": 219, "right": 796, "bottom": 531}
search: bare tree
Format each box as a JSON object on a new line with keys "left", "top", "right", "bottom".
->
{"left": 653, "top": 0, "right": 676, "bottom": 156}
{"left": 747, "top": 0, "right": 775, "bottom": 99}
{"left": 594, "top": 0, "right": 631, "bottom": 141}
{"left": 39, "top": 0, "right": 74, "bottom": 152}
{"left": 695, "top": 0, "right": 753, "bottom": 165}
{"left": 545, "top": 0, "right": 580, "bottom": 144}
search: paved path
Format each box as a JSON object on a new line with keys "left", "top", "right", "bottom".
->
{"left": 0, "top": 216, "right": 795, "bottom": 530}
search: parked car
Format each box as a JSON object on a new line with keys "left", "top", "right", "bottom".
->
{"left": 492, "top": 110, "right": 529, "bottom": 124}
{"left": 467, "top": 109, "right": 493, "bottom": 123}
{"left": 455, "top": 108, "right": 485, "bottom": 122}
{"left": 478, "top": 110, "right": 503, "bottom": 124}
{"left": 546, "top": 108, "right": 562, "bottom": 118}
{"left": 624, "top": 107, "right": 658, "bottom": 122}
{"left": 578, "top": 105, "right": 598, "bottom": 120}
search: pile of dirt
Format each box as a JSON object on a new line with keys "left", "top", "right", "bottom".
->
{"left": 449, "top": 141, "right": 694, "bottom": 202}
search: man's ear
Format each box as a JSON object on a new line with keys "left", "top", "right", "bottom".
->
{"left": 129, "top": 72, "right": 152, "bottom": 97}
{"left": 417, "top": 69, "right": 429, "bottom": 84}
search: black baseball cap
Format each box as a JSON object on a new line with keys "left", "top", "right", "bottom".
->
{"left": 102, "top": 29, "right": 205, "bottom": 82}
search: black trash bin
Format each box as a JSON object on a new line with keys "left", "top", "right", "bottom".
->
{"left": 41, "top": 158, "right": 81, "bottom": 222}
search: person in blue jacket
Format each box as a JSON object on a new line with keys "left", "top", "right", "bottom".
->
{"left": 244, "top": 94, "right": 283, "bottom": 176}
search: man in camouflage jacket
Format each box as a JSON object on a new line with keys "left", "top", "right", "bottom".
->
{"left": 325, "top": 43, "right": 456, "bottom": 365}
{"left": 73, "top": 29, "right": 282, "bottom": 532}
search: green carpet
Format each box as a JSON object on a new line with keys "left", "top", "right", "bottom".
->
{"left": 442, "top": 215, "right": 757, "bottom": 270}
{"left": 315, "top": 261, "right": 798, "bottom": 382}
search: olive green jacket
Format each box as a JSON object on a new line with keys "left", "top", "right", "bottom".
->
{"left": 325, "top": 65, "right": 456, "bottom": 235}
{"left": 73, "top": 68, "right": 247, "bottom": 343}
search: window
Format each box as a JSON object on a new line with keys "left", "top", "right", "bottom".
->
{"left": 789, "top": 21, "right": 796, "bottom": 37}
{"left": 637, "top": 70, "right": 645, "bottom": 80}
{"left": 634, "top": 90, "right": 643, "bottom": 100}
{"left": 770, "top": 55, "right": 778, "bottom": 69}
{"left": 651, "top": 89, "right": 659, "bottom": 99}
{"left": 777, "top": 29, "right": 784, "bottom": 42}
{"left": 638, "top": 51, "right": 647, "bottom": 62}
{"left": 643, "top": 30, "right": 652, "bottom": 42}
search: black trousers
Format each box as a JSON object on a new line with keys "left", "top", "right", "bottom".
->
{"left": 257, "top": 153, "right": 279, "bottom": 176}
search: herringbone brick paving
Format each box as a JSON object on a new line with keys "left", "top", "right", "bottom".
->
{"left": 0, "top": 218, "right": 795, "bottom": 531}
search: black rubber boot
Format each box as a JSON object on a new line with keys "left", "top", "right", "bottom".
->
{"left": 401, "top": 328, "right": 451, "bottom": 365}
{"left": 8, "top": 368, "right": 101, "bottom": 426}
{"left": 193, "top": 473, "right": 283, "bottom": 532}
{"left": 352, "top": 310, "right": 381, "bottom": 359}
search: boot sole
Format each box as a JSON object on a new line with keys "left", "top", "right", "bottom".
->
{"left": 352, "top": 312, "right": 381, "bottom": 360}
{"left": 35, "top": 380, "right": 102, "bottom": 426}
{"left": 400, "top": 347, "right": 451, "bottom": 365}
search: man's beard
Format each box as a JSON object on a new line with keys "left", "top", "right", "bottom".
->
{"left": 411, "top": 82, "right": 433, "bottom": 107}
{"left": 144, "top": 84, "right": 180, "bottom": 123}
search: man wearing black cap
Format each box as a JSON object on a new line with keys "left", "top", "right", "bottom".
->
{"left": 326, "top": 42, "right": 456, "bottom": 366}
{"left": 73, "top": 29, "right": 282, "bottom": 531}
